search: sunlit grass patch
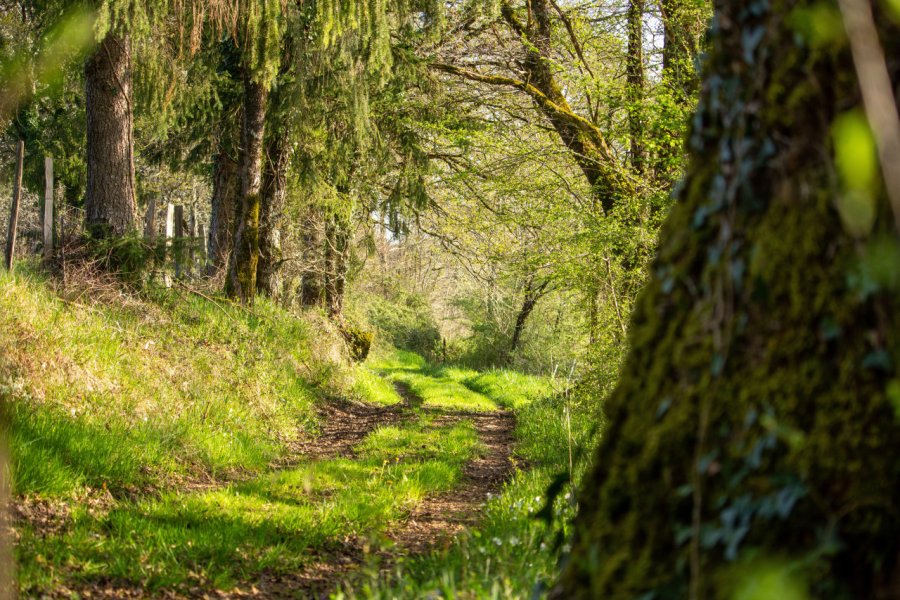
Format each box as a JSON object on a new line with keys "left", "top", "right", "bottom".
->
{"left": 351, "top": 367, "right": 404, "bottom": 406}
{"left": 387, "top": 371, "right": 499, "bottom": 412}
{"left": 346, "top": 371, "right": 594, "bottom": 599}
{"left": 365, "top": 348, "right": 427, "bottom": 372}
{"left": 16, "top": 419, "right": 481, "bottom": 594}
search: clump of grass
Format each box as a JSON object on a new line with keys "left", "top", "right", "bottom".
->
{"left": 351, "top": 367, "right": 404, "bottom": 406}
{"left": 17, "top": 419, "right": 481, "bottom": 594}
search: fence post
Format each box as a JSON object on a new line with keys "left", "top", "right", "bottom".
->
{"left": 57, "top": 183, "right": 66, "bottom": 285}
{"left": 198, "top": 223, "right": 208, "bottom": 271}
{"left": 43, "top": 157, "right": 53, "bottom": 262}
{"left": 164, "top": 202, "right": 174, "bottom": 287}
{"left": 4, "top": 140, "right": 24, "bottom": 271}
{"left": 144, "top": 197, "right": 157, "bottom": 241}
{"left": 174, "top": 204, "right": 184, "bottom": 279}
{"left": 187, "top": 205, "right": 196, "bottom": 277}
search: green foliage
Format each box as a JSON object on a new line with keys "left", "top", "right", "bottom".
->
{"left": 342, "top": 324, "right": 374, "bottom": 362}
{"left": 364, "top": 293, "right": 441, "bottom": 358}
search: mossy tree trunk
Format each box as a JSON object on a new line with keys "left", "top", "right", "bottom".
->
{"left": 555, "top": 1, "right": 900, "bottom": 598}
{"left": 84, "top": 32, "right": 136, "bottom": 238}
{"left": 256, "top": 127, "right": 290, "bottom": 299}
{"left": 510, "top": 277, "right": 550, "bottom": 353}
{"left": 207, "top": 149, "right": 239, "bottom": 275}
{"left": 225, "top": 75, "right": 267, "bottom": 304}
{"left": 323, "top": 214, "right": 349, "bottom": 320}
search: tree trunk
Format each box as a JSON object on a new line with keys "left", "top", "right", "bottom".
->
{"left": 510, "top": 278, "right": 549, "bottom": 352}
{"left": 207, "top": 150, "right": 239, "bottom": 275}
{"left": 323, "top": 215, "right": 349, "bottom": 320}
{"left": 626, "top": 0, "right": 645, "bottom": 173}
{"left": 225, "top": 75, "right": 267, "bottom": 303}
{"left": 257, "top": 128, "right": 290, "bottom": 298}
{"left": 84, "top": 32, "right": 136, "bottom": 237}
{"left": 556, "top": 1, "right": 900, "bottom": 598}
{"left": 660, "top": 0, "right": 702, "bottom": 99}
{"left": 299, "top": 208, "right": 326, "bottom": 307}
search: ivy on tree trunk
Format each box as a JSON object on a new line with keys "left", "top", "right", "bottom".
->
{"left": 555, "top": 0, "right": 900, "bottom": 597}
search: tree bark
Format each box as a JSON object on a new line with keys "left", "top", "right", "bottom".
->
{"left": 298, "top": 208, "right": 326, "bottom": 307}
{"left": 660, "top": 0, "right": 702, "bottom": 99}
{"left": 626, "top": 0, "right": 645, "bottom": 173}
{"left": 323, "top": 215, "right": 349, "bottom": 320}
{"left": 207, "top": 150, "right": 239, "bottom": 275}
{"left": 555, "top": 1, "right": 900, "bottom": 598}
{"left": 257, "top": 128, "right": 290, "bottom": 298}
{"left": 84, "top": 32, "right": 136, "bottom": 238}
{"left": 510, "top": 277, "right": 549, "bottom": 352}
{"left": 225, "top": 75, "right": 267, "bottom": 304}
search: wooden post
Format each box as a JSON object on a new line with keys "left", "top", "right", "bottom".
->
{"left": 198, "top": 223, "right": 208, "bottom": 271}
{"left": 187, "top": 205, "right": 196, "bottom": 277}
{"left": 4, "top": 140, "right": 24, "bottom": 271}
{"left": 174, "top": 204, "right": 184, "bottom": 279}
{"left": 144, "top": 197, "right": 157, "bottom": 241}
{"left": 164, "top": 202, "right": 174, "bottom": 287}
{"left": 57, "top": 183, "right": 66, "bottom": 286}
{"left": 43, "top": 157, "right": 53, "bottom": 262}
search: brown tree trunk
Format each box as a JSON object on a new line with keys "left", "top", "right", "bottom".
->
{"left": 257, "top": 128, "right": 290, "bottom": 298}
{"left": 207, "top": 150, "right": 239, "bottom": 275}
{"left": 510, "top": 277, "right": 549, "bottom": 352}
{"left": 298, "top": 208, "right": 326, "bottom": 307}
{"left": 84, "top": 32, "right": 136, "bottom": 237}
{"left": 555, "top": 1, "right": 900, "bottom": 598}
{"left": 323, "top": 215, "right": 349, "bottom": 320}
{"left": 225, "top": 75, "right": 267, "bottom": 303}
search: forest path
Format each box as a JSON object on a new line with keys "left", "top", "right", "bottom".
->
{"left": 223, "top": 377, "right": 518, "bottom": 599}
{"left": 29, "top": 361, "right": 518, "bottom": 600}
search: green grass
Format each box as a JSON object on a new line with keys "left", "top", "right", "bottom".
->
{"left": 366, "top": 349, "right": 554, "bottom": 412}
{"left": 0, "top": 267, "right": 389, "bottom": 498}
{"left": 346, "top": 353, "right": 594, "bottom": 599}
{"left": 351, "top": 367, "right": 404, "bottom": 406}
{"left": 5, "top": 270, "right": 594, "bottom": 597}
{"left": 17, "top": 419, "right": 481, "bottom": 593}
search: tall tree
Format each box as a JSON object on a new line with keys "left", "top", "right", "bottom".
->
{"left": 433, "top": 0, "right": 636, "bottom": 216}
{"left": 84, "top": 29, "right": 136, "bottom": 237}
{"left": 555, "top": 1, "right": 900, "bottom": 598}
{"left": 224, "top": 0, "right": 282, "bottom": 303}
{"left": 225, "top": 74, "right": 268, "bottom": 302}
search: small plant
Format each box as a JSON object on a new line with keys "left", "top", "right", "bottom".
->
{"left": 342, "top": 324, "right": 374, "bottom": 362}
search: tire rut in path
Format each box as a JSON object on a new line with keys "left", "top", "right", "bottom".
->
{"left": 231, "top": 384, "right": 518, "bottom": 599}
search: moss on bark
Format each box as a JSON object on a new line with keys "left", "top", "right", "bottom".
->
{"left": 556, "top": 1, "right": 900, "bottom": 598}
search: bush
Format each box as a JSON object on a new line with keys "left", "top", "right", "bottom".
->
{"left": 341, "top": 325, "right": 374, "bottom": 362}
{"left": 365, "top": 293, "right": 441, "bottom": 358}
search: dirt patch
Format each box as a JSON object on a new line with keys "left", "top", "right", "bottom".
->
{"left": 388, "top": 409, "right": 516, "bottom": 554}
{"left": 288, "top": 398, "right": 410, "bottom": 462}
